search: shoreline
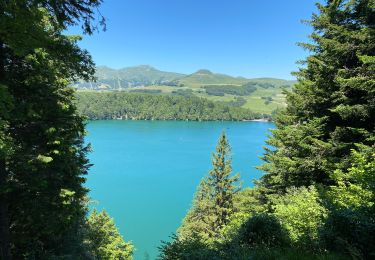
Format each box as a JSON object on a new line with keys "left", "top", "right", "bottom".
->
{"left": 86, "top": 118, "right": 273, "bottom": 123}
{"left": 245, "top": 118, "right": 271, "bottom": 122}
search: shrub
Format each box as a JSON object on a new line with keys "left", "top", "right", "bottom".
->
{"left": 158, "top": 235, "right": 219, "bottom": 260}
{"left": 320, "top": 149, "right": 375, "bottom": 258}
{"left": 86, "top": 209, "right": 134, "bottom": 260}
{"left": 237, "top": 213, "right": 289, "bottom": 248}
{"left": 272, "top": 186, "right": 327, "bottom": 250}
{"left": 321, "top": 209, "right": 375, "bottom": 259}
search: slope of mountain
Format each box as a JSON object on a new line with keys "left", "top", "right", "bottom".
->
{"left": 75, "top": 65, "right": 296, "bottom": 114}
{"left": 74, "top": 65, "right": 295, "bottom": 90}
{"left": 75, "top": 65, "right": 185, "bottom": 89}
{"left": 179, "top": 69, "right": 248, "bottom": 87}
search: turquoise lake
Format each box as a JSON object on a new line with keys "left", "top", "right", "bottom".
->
{"left": 85, "top": 120, "right": 274, "bottom": 259}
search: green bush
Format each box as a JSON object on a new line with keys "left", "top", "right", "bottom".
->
{"left": 321, "top": 209, "right": 375, "bottom": 259}
{"left": 272, "top": 186, "right": 327, "bottom": 250}
{"left": 86, "top": 209, "right": 134, "bottom": 260}
{"left": 247, "top": 248, "right": 349, "bottom": 260}
{"left": 237, "top": 213, "right": 289, "bottom": 248}
{"left": 321, "top": 149, "right": 375, "bottom": 258}
{"left": 219, "top": 212, "right": 251, "bottom": 243}
{"left": 158, "top": 235, "right": 219, "bottom": 260}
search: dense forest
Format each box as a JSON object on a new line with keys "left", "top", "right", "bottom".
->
{"left": 159, "top": 0, "right": 375, "bottom": 259}
{"left": 0, "top": 1, "right": 132, "bottom": 259}
{"left": 76, "top": 92, "right": 261, "bottom": 121}
{"left": 0, "top": 0, "right": 374, "bottom": 260}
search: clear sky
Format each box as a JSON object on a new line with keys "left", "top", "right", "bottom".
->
{"left": 68, "top": 0, "right": 319, "bottom": 80}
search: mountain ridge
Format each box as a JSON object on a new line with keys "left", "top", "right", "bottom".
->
{"left": 74, "top": 65, "right": 296, "bottom": 90}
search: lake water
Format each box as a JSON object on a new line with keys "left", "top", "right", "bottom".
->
{"left": 85, "top": 120, "right": 274, "bottom": 259}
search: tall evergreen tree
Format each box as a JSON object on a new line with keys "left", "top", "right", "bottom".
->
{"left": 5, "top": 42, "right": 92, "bottom": 258}
{"left": 179, "top": 132, "right": 241, "bottom": 241}
{"left": 259, "top": 0, "right": 375, "bottom": 192}
{"left": 0, "top": 1, "right": 104, "bottom": 258}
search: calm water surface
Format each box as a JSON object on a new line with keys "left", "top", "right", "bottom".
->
{"left": 85, "top": 120, "right": 274, "bottom": 259}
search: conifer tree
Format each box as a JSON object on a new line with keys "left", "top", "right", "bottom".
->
{"left": 86, "top": 209, "right": 134, "bottom": 260}
{"left": 0, "top": 1, "right": 104, "bottom": 258}
{"left": 259, "top": 0, "right": 375, "bottom": 192}
{"left": 179, "top": 132, "right": 241, "bottom": 241}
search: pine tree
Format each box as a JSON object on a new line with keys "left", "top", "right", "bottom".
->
{"left": 208, "top": 132, "right": 241, "bottom": 233}
{"left": 179, "top": 132, "right": 241, "bottom": 241}
{"left": 259, "top": 0, "right": 375, "bottom": 193}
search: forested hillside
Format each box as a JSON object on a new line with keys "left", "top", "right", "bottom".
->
{"left": 76, "top": 92, "right": 261, "bottom": 121}
{"left": 74, "top": 66, "right": 296, "bottom": 114}
{"left": 159, "top": 1, "right": 375, "bottom": 259}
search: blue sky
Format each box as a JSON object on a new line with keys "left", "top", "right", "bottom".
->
{"left": 68, "top": 0, "right": 319, "bottom": 80}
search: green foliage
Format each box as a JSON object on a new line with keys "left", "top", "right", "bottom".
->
{"left": 171, "top": 89, "right": 194, "bottom": 97}
{"left": 233, "top": 188, "right": 267, "bottom": 215}
{"left": 206, "top": 132, "right": 242, "bottom": 230}
{"left": 218, "top": 188, "right": 267, "bottom": 243}
{"left": 236, "top": 213, "right": 289, "bottom": 249}
{"left": 178, "top": 132, "right": 241, "bottom": 242}
{"left": 243, "top": 248, "right": 348, "bottom": 260}
{"left": 5, "top": 47, "right": 92, "bottom": 258}
{"left": 272, "top": 186, "right": 327, "bottom": 249}
{"left": 262, "top": 96, "right": 273, "bottom": 105}
{"left": 178, "top": 179, "right": 214, "bottom": 241}
{"left": 0, "top": 1, "right": 135, "bottom": 259}
{"left": 227, "top": 97, "right": 246, "bottom": 107}
{"left": 321, "top": 209, "right": 375, "bottom": 259}
{"left": 256, "top": 1, "right": 375, "bottom": 258}
{"left": 259, "top": 0, "right": 375, "bottom": 192}
{"left": 159, "top": 235, "right": 219, "bottom": 260}
{"left": 86, "top": 209, "right": 134, "bottom": 260}
{"left": 219, "top": 212, "right": 252, "bottom": 243}
{"left": 321, "top": 147, "right": 375, "bottom": 259}
{"left": 327, "top": 148, "right": 375, "bottom": 211}
{"left": 76, "top": 91, "right": 259, "bottom": 121}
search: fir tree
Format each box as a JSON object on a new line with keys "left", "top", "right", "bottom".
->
{"left": 179, "top": 132, "right": 241, "bottom": 241}
{"left": 259, "top": 0, "right": 375, "bottom": 193}
{"left": 0, "top": 1, "right": 104, "bottom": 258}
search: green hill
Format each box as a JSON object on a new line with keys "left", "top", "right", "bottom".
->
{"left": 179, "top": 69, "right": 248, "bottom": 87}
{"left": 75, "top": 65, "right": 185, "bottom": 90}
{"left": 74, "top": 65, "right": 296, "bottom": 115}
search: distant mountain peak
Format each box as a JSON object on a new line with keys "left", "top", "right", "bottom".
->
{"left": 135, "top": 64, "right": 155, "bottom": 70}
{"left": 76, "top": 65, "right": 295, "bottom": 91}
{"left": 194, "top": 69, "right": 213, "bottom": 75}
